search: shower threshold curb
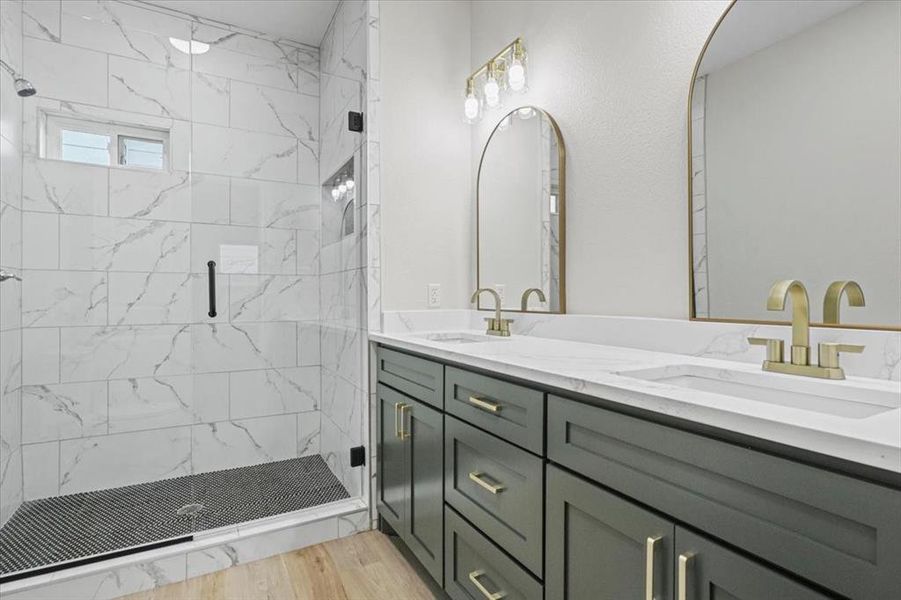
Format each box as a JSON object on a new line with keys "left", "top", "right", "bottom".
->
{"left": 0, "top": 497, "right": 368, "bottom": 599}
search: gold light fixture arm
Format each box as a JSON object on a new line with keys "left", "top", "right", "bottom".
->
{"left": 465, "top": 38, "right": 524, "bottom": 89}
{"left": 823, "top": 280, "right": 865, "bottom": 325}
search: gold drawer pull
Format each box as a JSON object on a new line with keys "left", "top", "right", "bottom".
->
{"left": 394, "top": 402, "right": 403, "bottom": 439}
{"left": 646, "top": 536, "right": 661, "bottom": 600}
{"left": 678, "top": 553, "right": 694, "bottom": 600}
{"left": 468, "top": 395, "right": 501, "bottom": 413}
{"left": 468, "top": 569, "right": 507, "bottom": 600}
{"left": 469, "top": 472, "right": 505, "bottom": 494}
{"left": 399, "top": 403, "right": 410, "bottom": 440}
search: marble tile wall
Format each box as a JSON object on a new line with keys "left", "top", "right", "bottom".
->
{"left": 691, "top": 75, "right": 709, "bottom": 317}
{"left": 0, "top": 0, "right": 24, "bottom": 527}
{"left": 14, "top": 0, "right": 325, "bottom": 498}
{"left": 318, "top": 0, "right": 372, "bottom": 500}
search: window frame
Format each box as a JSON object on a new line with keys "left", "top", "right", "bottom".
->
{"left": 43, "top": 113, "right": 170, "bottom": 171}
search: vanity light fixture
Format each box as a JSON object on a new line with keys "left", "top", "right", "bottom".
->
{"left": 463, "top": 38, "right": 528, "bottom": 124}
{"left": 345, "top": 178, "right": 355, "bottom": 190}
{"left": 331, "top": 187, "right": 340, "bottom": 200}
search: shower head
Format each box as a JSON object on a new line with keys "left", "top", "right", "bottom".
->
{"left": 14, "top": 77, "right": 36, "bottom": 97}
{"left": 0, "top": 59, "right": 37, "bottom": 98}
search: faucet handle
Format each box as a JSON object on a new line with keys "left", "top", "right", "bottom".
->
{"left": 484, "top": 317, "right": 514, "bottom": 337}
{"left": 818, "top": 343, "right": 864, "bottom": 369}
{"left": 748, "top": 337, "right": 784, "bottom": 363}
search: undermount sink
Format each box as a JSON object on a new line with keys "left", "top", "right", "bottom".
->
{"left": 414, "top": 332, "right": 506, "bottom": 344}
{"left": 617, "top": 364, "right": 900, "bottom": 419}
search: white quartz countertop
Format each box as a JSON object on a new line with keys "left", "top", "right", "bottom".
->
{"left": 370, "top": 329, "right": 901, "bottom": 476}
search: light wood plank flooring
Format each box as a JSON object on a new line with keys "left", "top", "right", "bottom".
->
{"left": 123, "top": 531, "right": 439, "bottom": 600}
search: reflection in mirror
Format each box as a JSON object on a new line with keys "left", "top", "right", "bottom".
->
{"left": 690, "top": 0, "right": 900, "bottom": 329}
{"left": 478, "top": 107, "right": 565, "bottom": 313}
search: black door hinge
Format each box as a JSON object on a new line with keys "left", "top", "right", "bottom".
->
{"left": 348, "top": 111, "right": 364, "bottom": 132}
{"left": 350, "top": 445, "right": 366, "bottom": 467}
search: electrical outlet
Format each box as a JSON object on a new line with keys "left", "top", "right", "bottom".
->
{"left": 427, "top": 284, "right": 441, "bottom": 308}
{"left": 494, "top": 284, "right": 506, "bottom": 305}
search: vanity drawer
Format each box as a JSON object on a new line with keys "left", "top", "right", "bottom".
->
{"left": 547, "top": 395, "right": 901, "bottom": 599}
{"left": 444, "top": 506, "right": 542, "bottom": 600}
{"left": 444, "top": 415, "right": 544, "bottom": 577}
{"left": 444, "top": 366, "right": 544, "bottom": 454}
{"left": 377, "top": 346, "right": 444, "bottom": 409}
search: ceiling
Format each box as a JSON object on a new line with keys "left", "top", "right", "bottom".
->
{"left": 143, "top": 0, "right": 339, "bottom": 46}
{"left": 699, "top": 0, "right": 863, "bottom": 75}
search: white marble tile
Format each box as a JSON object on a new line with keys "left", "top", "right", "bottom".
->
{"left": 297, "top": 229, "right": 320, "bottom": 276}
{"left": 0, "top": 323, "right": 21, "bottom": 396}
{"left": 320, "top": 368, "right": 363, "bottom": 440}
{"left": 0, "top": 204, "right": 22, "bottom": 269}
{"left": 59, "top": 215, "right": 190, "bottom": 272}
{"left": 21, "top": 270, "right": 107, "bottom": 327}
{"left": 23, "top": 0, "right": 59, "bottom": 42}
{"left": 319, "top": 269, "right": 364, "bottom": 328}
{"left": 22, "top": 157, "right": 109, "bottom": 216}
{"left": 191, "top": 71, "right": 229, "bottom": 126}
{"left": 2, "top": 554, "right": 187, "bottom": 600}
{"left": 192, "top": 45, "right": 298, "bottom": 92}
{"left": 321, "top": 324, "right": 362, "bottom": 385}
{"left": 192, "top": 123, "right": 298, "bottom": 182}
{"left": 107, "top": 272, "right": 193, "bottom": 325}
{"left": 22, "top": 38, "right": 107, "bottom": 105}
{"left": 21, "top": 381, "right": 107, "bottom": 443}
{"left": 191, "top": 223, "right": 296, "bottom": 275}
{"left": 0, "top": 0, "right": 23, "bottom": 70}
{"left": 60, "top": 324, "right": 192, "bottom": 382}
{"left": 297, "top": 322, "right": 320, "bottom": 366}
{"left": 59, "top": 426, "right": 191, "bottom": 494}
{"left": 229, "top": 367, "right": 319, "bottom": 419}
{"left": 229, "top": 275, "right": 318, "bottom": 322}
{"left": 109, "top": 56, "right": 191, "bottom": 120}
{"left": 0, "top": 444, "right": 22, "bottom": 527}
{"left": 0, "top": 69, "right": 23, "bottom": 152}
{"left": 60, "top": 0, "right": 190, "bottom": 69}
{"left": 190, "top": 173, "right": 230, "bottom": 224}
{"left": 297, "top": 410, "right": 320, "bottom": 456}
{"left": 230, "top": 179, "right": 318, "bottom": 230}
{"left": 185, "top": 517, "right": 337, "bottom": 579}
{"left": 21, "top": 210, "right": 56, "bottom": 269}
{"left": 109, "top": 373, "right": 228, "bottom": 433}
{"left": 229, "top": 81, "right": 318, "bottom": 143}
{"left": 109, "top": 168, "right": 191, "bottom": 221}
{"left": 0, "top": 268, "right": 19, "bottom": 331}
{"left": 294, "top": 45, "right": 319, "bottom": 97}
{"left": 337, "top": 508, "right": 369, "bottom": 537}
{"left": 191, "top": 322, "right": 296, "bottom": 374}
{"left": 320, "top": 415, "right": 360, "bottom": 497}
{"left": 22, "top": 440, "right": 58, "bottom": 500}
{"left": 191, "top": 414, "right": 297, "bottom": 473}
{"left": 21, "top": 327, "right": 58, "bottom": 384}
{"left": 191, "top": 23, "right": 298, "bottom": 63}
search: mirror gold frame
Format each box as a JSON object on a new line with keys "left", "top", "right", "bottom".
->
{"left": 476, "top": 106, "right": 566, "bottom": 313}
{"left": 687, "top": 0, "right": 899, "bottom": 332}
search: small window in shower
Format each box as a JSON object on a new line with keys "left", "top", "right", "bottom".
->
{"left": 44, "top": 114, "right": 169, "bottom": 170}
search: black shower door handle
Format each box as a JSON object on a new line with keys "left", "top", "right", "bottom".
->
{"left": 207, "top": 260, "right": 217, "bottom": 318}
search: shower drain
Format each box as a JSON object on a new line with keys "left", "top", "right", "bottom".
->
{"left": 176, "top": 503, "right": 205, "bottom": 517}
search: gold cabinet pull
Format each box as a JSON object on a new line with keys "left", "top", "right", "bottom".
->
{"left": 399, "top": 403, "right": 411, "bottom": 439}
{"left": 469, "top": 472, "right": 505, "bottom": 494}
{"left": 678, "top": 553, "right": 694, "bottom": 600}
{"left": 645, "top": 536, "right": 661, "bottom": 600}
{"left": 468, "top": 569, "right": 507, "bottom": 600}
{"left": 468, "top": 395, "right": 501, "bottom": 413}
{"left": 393, "top": 402, "right": 402, "bottom": 439}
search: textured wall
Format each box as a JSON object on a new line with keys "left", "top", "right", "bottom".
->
{"left": 15, "top": 0, "right": 323, "bottom": 498}
{"left": 0, "top": 0, "right": 24, "bottom": 526}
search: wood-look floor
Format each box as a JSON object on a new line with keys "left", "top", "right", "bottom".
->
{"left": 123, "top": 531, "right": 439, "bottom": 600}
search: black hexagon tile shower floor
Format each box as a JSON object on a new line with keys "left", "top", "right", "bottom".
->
{"left": 0, "top": 455, "right": 349, "bottom": 576}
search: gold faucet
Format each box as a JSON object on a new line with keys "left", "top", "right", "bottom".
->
{"left": 823, "top": 280, "right": 865, "bottom": 325}
{"left": 471, "top": 288, "right": 513, "bottom": 337}
{"left": 520, "top": 288, "right": 546, "bottom": 311}
{"left": 748, "top": 279, "right": 863, "bottom": 380}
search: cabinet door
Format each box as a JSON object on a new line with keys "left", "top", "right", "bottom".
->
{"left": 376, "top": 384, "right": 406, "bottom": 532}
{"left": 674, "top": 528, "right": 831, "bottom": 600}
{"left": 403, "top": 397, "right": 444, "bottom": 585}
{"left": 546, "top": 465, "right": 674, "bottom": 600}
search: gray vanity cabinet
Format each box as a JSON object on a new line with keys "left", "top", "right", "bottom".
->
{"left": 376, "top": 383, "right": 444, "bottom": 584}
{"left": 674, "top": 528, "right": 830, "bottom": 600}
{"left": 546, "top": 465, "right": 674, "bottom": 600}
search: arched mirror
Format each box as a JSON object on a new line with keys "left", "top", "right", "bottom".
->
{"left": 689, "top": 0, "right": 900, "bottom": 330}
{"left": 477, "top": 106, "right": 565, "bottom": 313}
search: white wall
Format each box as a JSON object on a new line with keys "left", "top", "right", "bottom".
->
{"left": 470, "top": 0, "right": 730, "bottom": 316}
{"left": 704, "top": 1, "right": 901, "bottom": 324}
{"left": 380, "top": 0, "right": 473, "bottom": 310}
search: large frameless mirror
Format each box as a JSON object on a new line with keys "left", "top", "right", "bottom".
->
{"left": 689, "top": 0, "right": 900, "bottom": 330}
{"left": 477, "top": 106, "right": 565, "bottom": 313}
